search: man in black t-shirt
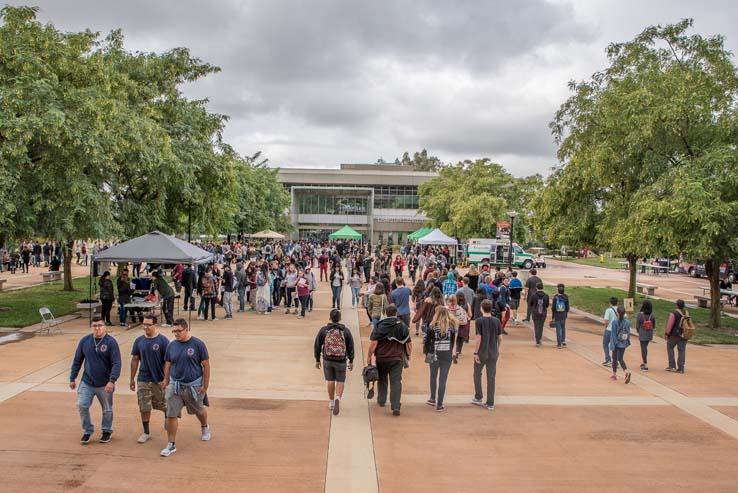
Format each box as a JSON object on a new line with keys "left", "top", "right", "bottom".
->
{"left": 471, "top": 300, "right": 502, "bottom": 410}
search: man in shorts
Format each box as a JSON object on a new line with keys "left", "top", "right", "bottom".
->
{"left": 314, "top": 309, "right": 355, "bottom": 415}
{"left": 130, "top": 315, "right": 169, "bottom": 444}
{"left": 160, "top": 318, "right": 211, "bottom": 457}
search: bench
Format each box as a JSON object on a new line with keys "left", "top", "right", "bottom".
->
{"left": 694, "top": 295, "right": 725, "bottom": 309}
{"left": 0, "top": 278, "right": 6, "bottom": 290}
{"left": 40, "top": 271, "right": 62, "bottom": 283}
{"left": 636, "top": 283, "right": 657, "bottom": 296}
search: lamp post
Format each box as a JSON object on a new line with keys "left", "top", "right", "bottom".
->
{"left": 507, "top": 211, "right": 518, "bottom": 269}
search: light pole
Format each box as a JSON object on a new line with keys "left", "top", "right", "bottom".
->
{"left": 507, "top": 211, "right": 518, "bottom": 269}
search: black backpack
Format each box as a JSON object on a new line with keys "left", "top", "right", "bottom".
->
{"left": 362, "top": 364, "right": 379, "bottom": 399}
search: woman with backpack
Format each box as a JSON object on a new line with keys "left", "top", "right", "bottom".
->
{"left": 423, "top": 305, "right": 458, "bottom": 412}
{"left": 636, "top": 299, "right": 655, "bottom": 371}
{"left": 609, "top": 306, "right": 632, "bottom": 383}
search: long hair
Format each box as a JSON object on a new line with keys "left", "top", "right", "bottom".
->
{"left": 431, "top": 305, "right": 458, "bottom": 337}
{"left": 640, "top": 299, "right": 653, "bottom": 316}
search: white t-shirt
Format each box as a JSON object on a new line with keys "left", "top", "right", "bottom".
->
{"left": 604, "top": 306, "right": 617, "bottom": 332}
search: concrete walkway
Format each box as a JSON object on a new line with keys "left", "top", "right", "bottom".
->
{"left": 1, "top": 267, "right": 738, "bottom": 491}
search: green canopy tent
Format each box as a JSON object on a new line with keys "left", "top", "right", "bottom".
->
{"left": 408, "top": 227, "right": 432, "bottom": 240}
{"left": 329, "top": 225, "right": 363, "bottom": 240}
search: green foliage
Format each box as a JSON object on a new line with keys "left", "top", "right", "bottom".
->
{"left": 398, "top": 149, "right": 444, "bottom": 171}
{"left": 418, "top": 159, "right": 542, "bottom": 241}
{"left": 0, "top": 275, "right": 93, "bottom": 328}
{"left": 233, "top": 152, "right": 293, "bottom": 234}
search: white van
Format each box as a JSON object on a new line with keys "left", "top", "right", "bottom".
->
{"left": 465, "top": 238, "right": 536, "bottom": 269}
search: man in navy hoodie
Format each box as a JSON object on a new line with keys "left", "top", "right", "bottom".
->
{"left": 69, "top": 316, "right": 122, "bottom": 444}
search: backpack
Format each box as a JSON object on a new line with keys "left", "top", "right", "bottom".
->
{"left": 201, "top": 276, "right": 215, "bottom": 296}
{"left": 536, "top": 297, "right": 545, "bottom": 316}
{"left": 616, "top": 320, "right": 629, "bottom": 342}
{"left": 323, "top": 326, "right": 347, "bottom": 359}
{"left": 362, "top": 364, "right": 379, "bottom": 399}
{"left": 642, "top": 314, "right": 653, "bottom": 331}
{"left": 555, "top": 296, "right": 566, "bottom": 313}
{"left": 677, "top": 309, "right": 695, "bottom": 340}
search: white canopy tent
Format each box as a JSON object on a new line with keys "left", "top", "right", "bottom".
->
{"left": 249, "top": 229, "right": 285, "bottom": 240}
{"left": 418, "top": 228, "right": 457, "bottom": 246}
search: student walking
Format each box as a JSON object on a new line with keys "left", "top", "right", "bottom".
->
{"left": 636, "top": 300, "right": 655, "bottom": 371}
{"left": 390, "top": 277, "right": 413, "bottom": 328}
{"left": 314, "top": 309, "right": 355, "bottom": 416}
{"left": 160, "top": 319, "right": 211, "bottom": 457}
{"left": 117, "top": 268, "right": 133, "bottom": 327}
{"left": 130, "top": 315, "right": 169, "bottom": 443}
{"left": 367, "top": 283, "right": 389, "bottom": 329}
{"left": 296, "top": 269, "right": 311, "bottom": 318}
{"left": 367, "top": 304, "right": 412, "bottom": 416}
{"left": 423, "top": 306, "right": 458, "bottom": 412}
{"left": 349, "top": 268, "right": 362, "bottom": 308}
{"left": 609, "top": 306, "right": 632, "bottom": 383}
{"left": 69, "top": 316, "right": 122, "bottom": 444}
{"left": 450, "top": 292, "right": 472, "bottom": 362}
{"left": 664, "top": 299, "right": 689, "bottom": 373}
{"left": 523, "top": 269, "right": 542, "bottom": 322}
{"left": 330, "top": 265, "right": 345, "bottom": 309}
{"left": 527, "top": 283, "right": 549, "bottom": 346}
{"left": 551, "top": 284, "right": 570, "bottom": 348}
{"left": 508, "top": 272, "right": 523, "bottom": 324}
{"left": 471, "top": 300, "right": 503, "bottom": 410}
{"left": 99, "top": 271, "right": 115, "bottom": 326}
{"left": 602, "top": 297, "right": 618, "bottom": 365}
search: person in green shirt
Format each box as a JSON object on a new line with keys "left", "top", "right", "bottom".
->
{"left": 152, "top": 271, "right": 175, "bottom": 327}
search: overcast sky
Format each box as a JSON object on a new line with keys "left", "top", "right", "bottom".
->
{"left": 7, "top": 1, "right": 738, "bottom": 176}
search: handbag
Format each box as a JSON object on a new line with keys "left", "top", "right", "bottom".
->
{"left": 549, "top": 320, "right": 557, "bottom": 328}
{"left": 424, "top": 330, "right": 437, "bottom": 364}
{"left": 379, "top": 297, "right": 387, "bottom": 321}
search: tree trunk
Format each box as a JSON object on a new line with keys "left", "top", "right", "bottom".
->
{"left": 627, "top": 254, "right": 637, "bottom": 299}
{"left": 63, "top": 240, "right": 74, "bottom": 291}
{"left": 706, "top": 258, "right": 721, "bottom": 329}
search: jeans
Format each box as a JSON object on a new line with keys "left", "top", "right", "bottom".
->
{"left": 351, "top": 287, "right": 360, "bottom": 306}
{"left": 118, "top": 302, "right": 127, "bottom": 325}
{"left": 77, "top": 381, "right": 113, "bottom": 434}
{"left": 640, "top": 340, "right": 650, "bottom": 365}
{"left": 285, "top": 287, "right": 296, "bottom": 310}
{"left": 200, "top": 297, "right": 216, "bottom": 319}
{"left": 371, "top": 316, "right": 380, "bottom": 330}
{"left": 331, "top": 285, "right": 342, "bottom": 309}
{"left": 409, "top": 269, "right": 416, "bottom": 284}
{"left": 532, "top": 317, "right": 545, "bottom": 344}
{"left": 161, "top": 296, "right": 174, "bottom": 325}
{"left": 555, "top": 318, "right": 566, "bottom": 345}
{"left": 101, "top": 299, "right": 113, "bottom": 324}
{"left": 603, "top": 331, "right": 612, "bottom": 362}
{"left": 667, "top": 336, "right": 686, "bottom": 371}
{"left": 222, "top": 291, "right": 233, "bottom": 318}
{"left": 376, "top": 360, "right": 404, "bottom": 411}
{"left": 429, "top": 358, "right": 452, "bottom": 407}
{"left": 474, "top": 355, "right": 498, "bottom": 406}
{"left": 612, "top": 347, "right": 627, "bottom": 372}
{"left": 237, "top": 287, "right": 246, "bottom": 311}
{"left": 299, "top": 295, "right": 309, "bottom": 316}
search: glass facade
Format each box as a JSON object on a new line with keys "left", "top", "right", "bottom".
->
{"left": 297, "top": 194, "right": 368, "bottom": 215}
{"left": 373, "top": 185, "right": 419, "bottom": 209}
{"left": 286, "top": 184, "right": 419, "bottom": 210}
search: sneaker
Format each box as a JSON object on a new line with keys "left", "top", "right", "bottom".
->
{"left": 642, "top": 366, "right": 649, "bottom": 372}
{"left": 562, "top": 342, "right": 567, "bottom": 347}
{"left": 625, "top": 372, "right": 632, "bottom": 384}
{"left": 485, "top": 404, "right": 495, "bottom": 410}
{"left": 610, "top": 374, "right": 617, "bottom": 380}
{"left": 161, "top": 324, "right": 171, "bottom": 328}
{"left": 80, "top": 433, "right": 92, "bottom": 444}
{"left": 426, "top": 399, "right": 436, "bottom": 407}
{"left": 556, "top": 344, "right": 562, "bottom": 348}
{"left": 502, "top": 330, "right": 509, "bottom": 335}
{"left": 677, "top": 369, "right": 685, "bottom": 374}
{"left": 137, "top": 433, "right": 151, "bottom": 444}
{"left": 665, "top": 367, "right": 677, "bottom": 372}
{"left": 197, "top": 316, "right": 205, "bottom": 320}
{"left": 452, "top": 354, "right": 458, "bottom": 364}
{"left": 640, "top": 364, "right": 646, "bottom": 371}
{"left": 99, "top": 431, "right": 112, "bottom": 443}
{"left": 160, "top": 442, "right": 177, "bottom": 457}
{"left": 328, "top": 401, "right": 335, "bottom": 411}
{"left": 285, "top": 309, "right": 290, "bottom": 314}
{"left": 436, "top": 406, "right": 446, "bottom": 413}
{"left": 120, "top": 323, "right": 128, "bottom": 328}
{"left": 535, "top": 343, "right": 541, "bottom": 347}
{"left": 211, "top": 317, "right": 218, "bottom": 321}
{"left": 201, "top": 425, "right": 211, "bottom": 441}
{"left": 470, "top": 398, "right": 485, "bottom": 407}
{"left": 224, "top": 316, "right": 232, "bottom": 320}
{"left": 602, "top": 361, "right": 612, "bottom": 366}
{"left": 333, "top": 399, "right": 340, "bottom": 416}
{"left": 392, "top": 409, "right": 401, "bottom": 416}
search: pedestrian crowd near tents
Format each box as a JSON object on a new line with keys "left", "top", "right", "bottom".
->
{"left": 61, "top": 226, "right": 693, "bottom": 456}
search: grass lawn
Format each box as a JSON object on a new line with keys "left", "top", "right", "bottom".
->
{"left": 549, "top": 286, "right": 738, "bottom": 345}
{"left": 0, "top": 276, "right": 94, "bottom": 328}
{"left": 556, "top": 256, "right": 628, "bottom": 270}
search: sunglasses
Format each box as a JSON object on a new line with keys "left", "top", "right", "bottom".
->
{"left": 171, "top": 328, "right": 186, "bottom": 334}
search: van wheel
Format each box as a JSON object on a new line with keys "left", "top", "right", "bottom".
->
{"left": 523, "top": 260, "right": 533, "bottom": 270}
{"left": 688, "top": 267, "right": 695, "bottom": 278}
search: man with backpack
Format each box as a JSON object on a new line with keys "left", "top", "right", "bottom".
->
{"left": 527, "top": 283, "right": 549, "bottom": 346}
{"left": 314, "top": 309, "right": 355, "bottom": 416}
{"left": 197, "top": 267, "right": 217, "bottom": 321}
{"left": 664, "top": 299, "right": 692, "bottom": 373}
{"left": 551, "top": 284, "right": 570, "bottom": 348}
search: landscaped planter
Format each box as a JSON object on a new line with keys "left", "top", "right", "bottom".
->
{"left": 76, "top": 300, "right": 101, "bottom": 319}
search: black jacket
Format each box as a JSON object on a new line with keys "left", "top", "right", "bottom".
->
{"left": 314, "top": 323, "right": 355, "bottom": 362}
{"left": 117, "top": 277, "right": 133, "bottom": 303}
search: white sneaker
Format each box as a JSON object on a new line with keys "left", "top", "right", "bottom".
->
{"left": 197, "top": 316, "right": 205, "bottom": 320}
{"left": 328, "top": 400, "right": 335, "bottom": 410}
{"left": 470, "top": 397, "right": 485, "bottom": 407}
{"left": 161, "top": 324, "right": 171, "bottom": 328}
{"left": 201, "top": 425, "right": 211, "bottom": 441}
{"left": 160, "top": 442, "right": 176, "bottom": 457}
{"left": 137, "top": 433, "right": 151, "bottom": 444}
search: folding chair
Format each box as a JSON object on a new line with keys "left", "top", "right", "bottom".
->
{"left": 39, "top": 307, "right": 63, "bottom": 335}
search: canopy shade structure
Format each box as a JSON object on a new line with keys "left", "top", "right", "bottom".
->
{"left": 329, "top": 225, "right": 363, "bottom": 240}
{"left": 418, "top": 228, "right": 458, "bottom": 246}
{"left": 250, "top": 229, "right": 285, "bottom": 239}
{"left": 93, "top": 231, "right": 214, "bottom": 265}
{"left": 408, "top": 227, "right": 432, "bottom": 240}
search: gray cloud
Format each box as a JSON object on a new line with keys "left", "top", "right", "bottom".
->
{"left": 7, "top": 0, "right": 738, "bottom": 175}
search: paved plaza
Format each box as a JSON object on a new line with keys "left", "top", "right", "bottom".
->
{"left": 1, "top": 263, "right": 738, "bottom": 492}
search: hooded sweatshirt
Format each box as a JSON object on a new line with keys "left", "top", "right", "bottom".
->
{"left": 370, "top": 316, "right": 411, "bottom": 362}
{"left": 442, "top": 272, "right": 458, "bottom": 298}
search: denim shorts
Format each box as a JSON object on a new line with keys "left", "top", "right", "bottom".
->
{"left": 322, "top": 359, "right": 347, "bottom": 382}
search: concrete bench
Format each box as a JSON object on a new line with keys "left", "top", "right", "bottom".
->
{"left": 40, "top": 271, "right": 62, "bottom": 283}
{"left": 694, "top": 295, "right": 724, "bottom": 309}
{"left": 636, "top": 283, "right": 657, "bottom": 296}
{"left": 0, "top": 278, "right": 6, "bottom": 290}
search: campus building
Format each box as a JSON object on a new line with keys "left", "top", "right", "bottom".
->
{"left": 277, "top": 164, "right": 438, "bottom": 244}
